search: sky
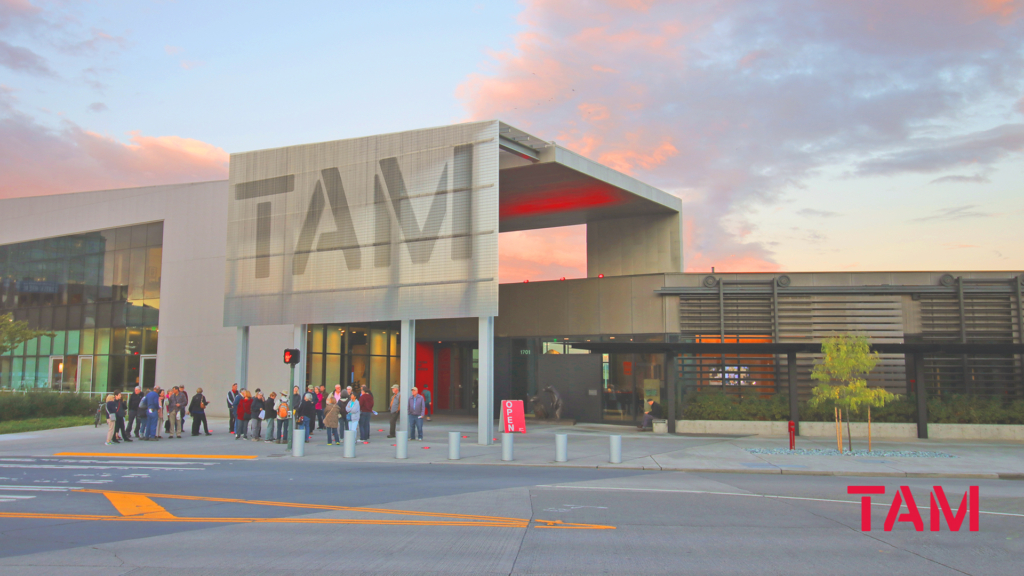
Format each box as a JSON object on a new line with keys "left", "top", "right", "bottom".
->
{"left": 1, "top": 0, "right": 1022, "bottom": 281}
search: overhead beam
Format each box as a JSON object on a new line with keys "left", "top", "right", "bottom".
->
{"left": 499, "top": 136, "right": 539, "bottom": 162}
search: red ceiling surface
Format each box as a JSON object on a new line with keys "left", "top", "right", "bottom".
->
{"left": 499, "top": 185, "right": 626, "bottom": 220}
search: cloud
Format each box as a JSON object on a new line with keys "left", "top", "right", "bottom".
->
{"left": 87, "top": 102, "right": 107, "bottom": 113}
{"left": 180, "top": 60, "right": 204, "bottom": 70}
{"left": 458, "top": 0, "right": 1024, "bottom": 274}
{"left": 929, "top": 174, "right": 991, "bottom": 184}
{"left": 500, "top": 225, "right": 587, "bottom": 281}
{"left": 164, "top": 45, "right": 183, "bottom": 55}
{"left": 0, "top": 89, "right": 227, "bottom": 198}
{"left": 0, "top": 40, "right": 54, "bottom": 76}
{"left": 912, "top": 205, "right": 994, "bottom": 222}
{"left": 797, "top": 208, "right": 839, "bottom": 218}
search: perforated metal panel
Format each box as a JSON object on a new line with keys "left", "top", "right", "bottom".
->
{"left": 224, "top": 121, "right": 500, "bottom": 327}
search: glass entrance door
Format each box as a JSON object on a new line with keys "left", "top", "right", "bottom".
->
{"left": 77, "top": 356, "right": 94, "bottom": 393}
{"left": 48, "top": 356, "right": 64, "bottom": 391}
{"left": 141, "top": 355, "right": 157, "bottom": 389}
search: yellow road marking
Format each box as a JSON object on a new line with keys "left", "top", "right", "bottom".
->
{"left": 1, "top": 489, "right": 615, "bottom": 530}
{"left": 102, "top": 493, "right": 175, "bottom": 519}
{"left": 54, "top": 453, "right": 257, "bottom": 460}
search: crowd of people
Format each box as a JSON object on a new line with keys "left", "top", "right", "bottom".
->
{"left": 102, "top": 385, "right": 211, "bottom": 444}
{"left": 103, "top": 381, "right": 432, "bottom": 446}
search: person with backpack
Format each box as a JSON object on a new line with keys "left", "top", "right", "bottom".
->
{"left": 189, "top": 388, "right": 210, "bottom": 436}
{"left": 297, "top": 393, "right": 316, "bottom": 443}
{"left": 248, "top": 391, "right": 265, "bottom": 440}
{"left": 275, "top": 395, "right": 290, "bottom": 444}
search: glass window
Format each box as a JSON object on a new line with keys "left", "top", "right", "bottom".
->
{"left": 126, "top": 328, "right": 142, "bottom": 356}
{"left": 39, "top": 307, "right": 53, "bottom": 330}
{"left": 52, "top": 331, "right": 65, "bottom": 356}
{"left": 67, "top": 304, "right": 83, "bottom": 330}
{"left": 11, "top": 358, "right": 23, "bottom": 388}
{"left": 308, "top": 325, "right": 322, "bottom": 353}
{"left": 144, "top": 247, "right": 161, "bottom": 299}
{"left": 95, "top": 328, "right": 110, "bottom": 354}
{"left": 67, "top": 330, "right": 80, "bottom": 357}
{"left": 325, "top": 354, "right": 341, "bottom": 388}
{"left": 26, "top": 336, "right": 37, "bottom": 356}
{"left": 96, "top": 302, "right": 112, "bottom": 328}
{"left": 143, "top": 327, "right": 158, "bottom": 355}
{"left": 309, "top": 353, "right": 324, "bottom": 389}
{"left": 347, "top": 328, "right": 368, "bottom": 355}
{"left": 126, "top": 354, "right": 140, "bottom": 390}
{"left": 94, "top": 355, "right": 109, "bottom": 394}
{"left": 128, "top": 248, "right": 146, "bottom": 301}
{"left": 0, "top": 357, "right": 10, "bottom": 388}
{"left": 111, "top": 328, "right": 126, "bottom": 355}
{"left": 80, "top": 329, "right": 94, "bottom": 355}
{"left": 390, "top": 330, "right": 398, "bottom": 357}
{"left": 146, "top": 222, "right": 164, "bottom": 246}
{"left": 83, "top": 303, "right": 96, "bottom": 328}
{"left": 108, "top": 355, "right": 125, "bottom": 391}
{"left": 114, "top": 227, "right": 131, "bottom": 250}
{"left": 24, "top": 357, "right": 36, "bottom": 387}
{"left": 349, "top": 355, "right": 368, "bottom": 389}
{"left": 130, "top": 224, "right": 149, "bottom": 248}
{"left": 39, "top": 334, "right": 51, "bottom": 356}
{"left": 52, "top": 306, "right": 67, "bottom": 330}
{"left": 370, "top": 329, "right": 387, "bottom": 355}
{"left": 369, "top": 356, "right": 386, "bottom": 407}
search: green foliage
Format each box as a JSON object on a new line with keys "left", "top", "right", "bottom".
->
{"left": 808, "top": 334, "right": 897, "bottom": 412}
{"left": 681, "top": 392, "right": 1024, "bottom": 424}
{"left": 0, "top": 415, "right": 94, "bottom": 435}
{"left": 0, "top": 312, "right": 54, "bottom": 356}
{"left": 0, "top": 391, "right": 97, "bottom": 422}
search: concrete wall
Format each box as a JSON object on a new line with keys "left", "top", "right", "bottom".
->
{"left": 587, "top": 213, "right": 682, "bottom": 278}
{"left": 677, "top": 420, "right": 1024, "bottom": 441}
{"left": 0, "top": 182, "right": 295, "bottom": 418}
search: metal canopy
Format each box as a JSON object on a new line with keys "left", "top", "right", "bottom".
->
{"left": 571, "top": 342, "right": 1024, "bottom": 355}
{"left": 497, "top": 122, "right": 680, "bottom": 233}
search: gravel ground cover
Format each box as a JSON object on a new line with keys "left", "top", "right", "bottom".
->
{"left": 747, "top": 447, "right": 956, "bottom": 458}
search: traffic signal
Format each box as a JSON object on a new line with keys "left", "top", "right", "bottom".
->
{"left": 283, "top": 348, "right": 301, "bottom": 365}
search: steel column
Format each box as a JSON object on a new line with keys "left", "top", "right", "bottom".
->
{"left": 478, "top": 316, "right": 495, "bottom": 445}
{"left": 787, "top": 352, "right": 799, "bottom": 436}
{"left": 234, "top": 327, "right": 249, "bottom": 392}
{"left": 915, "top": 353, "right": 928, "bottom": 439}
{"left": 399, "top": 319, "right": 415, "bottom": 438}
{"left": 665, "top": 352, "right": 677, "bottom": 434}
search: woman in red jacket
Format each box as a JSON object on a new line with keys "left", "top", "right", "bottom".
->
{"left": 235, "top": 390, "right": 253, "bottom": 439}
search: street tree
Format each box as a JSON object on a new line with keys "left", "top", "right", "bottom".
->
{"left": 1, "top": 312, "right": 54, "bottom": 356}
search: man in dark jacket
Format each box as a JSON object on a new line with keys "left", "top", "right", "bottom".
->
{"left": 189, "top": 388, "right": 210, "bottom": 436}
{"left": 127, "top": 386, "right": 143, "bottom": 438}
{"left": 226, "top": 383, "right": 240, "bottom": 434}
{"left": 249, "top": 392, "right": 265, "bottom": 440}
{"left": 114, "top": 391, "right": 131, "bottom": 442}
{"left": 637, "top": 398, "right": 663, "bottom": 431}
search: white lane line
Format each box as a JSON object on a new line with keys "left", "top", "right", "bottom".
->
{"left": 536, "top": 485, "right": 1024, "bottom": 518}
{"left": 0, "top": 464, "right": 202, "bottom": 471}
{"left": 2, "top": 458, "right": 216, "bottom": 466}
{"left": 0, "top": 486, "right": 81, "bottom": 492}
{"left": 0, "top": 495, "right": 36, "bottom": 502}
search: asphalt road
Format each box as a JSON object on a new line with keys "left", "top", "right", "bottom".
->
{"left": 0, "top": 454, "right": 1021, "bottom": 575}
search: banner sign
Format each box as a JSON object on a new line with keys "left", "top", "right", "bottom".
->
{"left": 502, "top": 399, "right": 526, "bottom": 433}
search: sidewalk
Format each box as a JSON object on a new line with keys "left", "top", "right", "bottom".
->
{"left": 2, "top": 415, "right": 1022, "bottom": 479}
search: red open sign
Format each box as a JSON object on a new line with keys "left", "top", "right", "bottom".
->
{"left": 502, "top": 400, "right": 526, "bottom": 434}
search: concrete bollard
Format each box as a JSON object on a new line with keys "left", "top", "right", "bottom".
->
{"left": 555, "top": 433, "right": 568, "bottom": 462}
{"left": 501, "top": 432, "right": 514, "bottom": 461}
{"left": 609, "top": 435, "right": 622, "bottom": 464}
{"left": 343, "top": 429, "right": 356, "bottom": 458}
{"left": 448, "top": 431, "right": 461, "bottom": 460}
{"left": 396, "top": 435, "right": 408, "bottom": 459}
{"left": 292, "top": 424, "right": 304, "bottom": 457}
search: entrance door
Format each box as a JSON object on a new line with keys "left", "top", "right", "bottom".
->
{"left": 77, "top": 356, "right": 94, "bottom": 393}
{"left": 141, "top": 355, "right": 157, "bottom": 389}
{"left": 49, "top": 356, "right": 64, "bottom": 391}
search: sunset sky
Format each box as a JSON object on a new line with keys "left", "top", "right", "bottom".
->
{"left": 2, "top": 0, "right": 1022, "bottom": 281}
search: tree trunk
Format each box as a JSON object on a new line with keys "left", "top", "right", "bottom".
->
{"left": 868, "top": 405, "right": 872, "bottom": 453}
{"left": 834, "top": 407, "right": 840, "bottom": 451}
{"left": 846, "top": 413, "right": 853, "bottom": 452}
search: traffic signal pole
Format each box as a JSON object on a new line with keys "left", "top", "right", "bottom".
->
{"left": 287, "top": 363, "right": 294, "bottom": 451}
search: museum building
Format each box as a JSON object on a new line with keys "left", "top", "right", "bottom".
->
{"left": 1, "top": 121, "right": 1022, "bottom": 441}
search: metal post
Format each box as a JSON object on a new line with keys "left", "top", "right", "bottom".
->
{"left": 555, "top": 433, "right": 568, "bottom": 462}
{"left": 609, "top": 435, "right": 622, "bottom": 464}
{"left": 448, "top": 431, "right": 461, "bottom": 460}
{"left": 343, "top": 428, "right": 356, "bottom": 458}
{"left": 478, "top": 316, "right": 495, "bottom": 445}
{"left": 399, "top": 319, "right": 415, "bottom": 440}
{"left": 665, "top": 352, "right": 677, "bottom": 434}
{"left": 788, "top": 352, "right": 799, "bottom": 436}
{"left": 915, "top": 353, "right": 928, "bottom": 439}
{"left": 235, "top": 327, "right": 249, "bottom": 391}
{"left": 291, "top": 402, "right": 304, "bottom": 457}
{"left": 501, "top": 432, "right": 514, "bottom": 461}
{"left": 396, "top": 435, "right": 408, "bottom": 459}
{"left": 287, "top": 365, "right": 295, "bottom": 451}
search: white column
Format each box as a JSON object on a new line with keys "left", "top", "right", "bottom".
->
{"left": 399, "top": 319, "right": 415, "bottom": 436}
{"left": 234, "top": 326, "right": 249, "bottom": 390}
{"left": 293, "top": 324, "right": 307, "bottom": 391}
{"left": 478, "top": 316, "right": 494, "bottom": 445}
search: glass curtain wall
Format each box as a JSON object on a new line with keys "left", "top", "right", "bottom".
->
{"left": 306, "top": 323, "right": 400, "bottom": 412}
{"left": 0, "top": 222, "right": 163, "bottom": 393}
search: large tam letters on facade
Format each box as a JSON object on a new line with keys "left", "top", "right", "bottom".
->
{"left": 224, "top": 121, "right": 499, "bottom": 326}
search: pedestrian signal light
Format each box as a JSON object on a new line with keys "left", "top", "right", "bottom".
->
{"left": 283, "top": 348, "right": 301, "bottom": 365}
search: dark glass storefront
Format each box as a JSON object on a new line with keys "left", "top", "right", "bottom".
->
{"left": 0, "top": 223, "right": 163, "bottom": 393}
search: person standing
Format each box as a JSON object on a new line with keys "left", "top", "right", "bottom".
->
{"left": 115, "top": 391, "right": 131, "bottom": 442}
{"left": 345, "top": 387, "right": 361, "bottom": 439}
{"left": 127, "top": 386, "right": 143, "bottom": 438}
{"left": 323, "top": 395, "right": 341, "bottom": 445}
{"left": 104, "top": 394, "right": 118, "bottom": 445}
{"left": 178, "top": 386, "right": 189, "bottom": 432}
{"left": 408, "top": 386, "right": 425, "bottom": 441}
{"left": 235, "top": 390, "right": 252, "bottom": 439}
{"left": 387, "top": 385, "right": 400, "bottom": 438}
{"left": 298, "top": 393, "right": 316, "bottom": 443}
{"left": 423, "top": 387, "right": 432, "bottom": 421}
{"left": 143, "top": 387, "right": 160, "bottom": 440}
{"left": 189, "top": 388, "right": 210, "bottom": 436}
{"left": 358, "top": 386, "right": 374, "bottom": 441}
{"left": 263, "top": 392, "right": 278, "bottom": 442}
{"left": 226, "top": 383, "right": 240, "bottom": 434}
{"left": 158, "top": 389, "right": 167, "bottom": 438}
{"left": 168, "top": 386, "right": 187, "bottom": 439}
{"left": 249, "top": 391, "right": 265, "bottom": 440}
{"left": 275, "top": 395, "right": 290, "bottom": 444}
{"left": 315, "top": 386, "right": 325, "bottom": 430}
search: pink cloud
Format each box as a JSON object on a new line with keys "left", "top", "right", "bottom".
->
{"left": 499, "top": 225, "right": 587, "bottom": 282}
{"left": 459, "top": 0, "right": 1024, "bottom": 276}
{"left": 0, "top": 89, "right": 227, "bottom": 198}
